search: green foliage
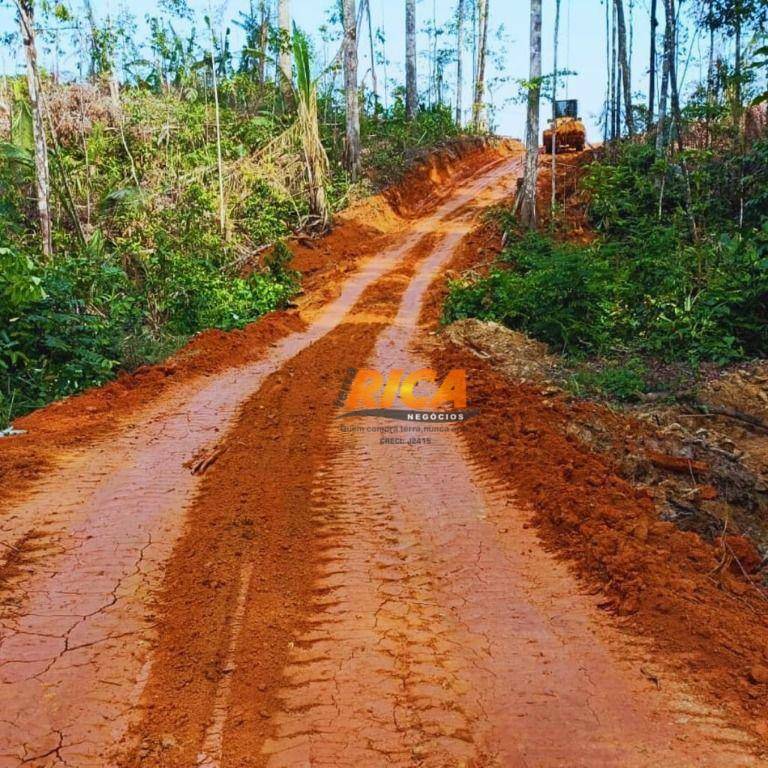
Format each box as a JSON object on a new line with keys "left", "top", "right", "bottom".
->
{"left": 445, "top": 135, "right": 768, "bottom": 386}
{"left": 444, "top": 224, "right": 768, "bottom": 366}
{"left": 358, "top": 100, "right": 460, "bottom": 183}
{"left": 0, "top": 235, "right": 298, "bottom": 425}
{"left": 0, "top": 82, "right": 304, "bottom": 425}
{"left": 569, "top": 359, "right": 648, "bottom": 401}
{"left": 0, "top": 37, "right": 462, "bottom": 425}
{"left": 0, "top": 245, "right": 136, "bottom": 421}
{"left": 444, "top": 232, "right": 618, "bottom": 354}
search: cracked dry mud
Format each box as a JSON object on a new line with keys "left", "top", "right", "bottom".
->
{"left": 0, "top": 152, "right": 763, "bottom": 767}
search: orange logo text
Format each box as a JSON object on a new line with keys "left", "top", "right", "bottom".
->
{"left": 344, "top": 368, "right": 467, "bottom": 411}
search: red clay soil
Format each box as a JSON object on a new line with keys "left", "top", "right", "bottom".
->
{"left": 421, "top": 141, "right": 768, "bottom": 737}
{"left": 120, "top": 151, "right": 764, "bottom": 766}
{"left": 419, "top": 155, "right": 768, "bottom": 737}
{"left": 419, "top": 212, "right": 505, "bottom": 328}
{"left": 0, "top": 138, "right": 512, "bottom": 502}
{"left": 119, "top": 230, "right": 444, "bottom": 768}
{"left": 0, "top": 153, "right": 527, "bottom": 768}
{"left": 536, "top": 149, "right": 596, "bottom": 237}
{"left": 419, "top": 191, "right": 768, "bottom": 737}
{"left": 430, "top": 345, "right": 768, "bottom": 736}
{"left": 0, "top": 312, "right": 304, "bottom": 497}
{"left": 4, "top": 147, "right": 766, "bottom": 767}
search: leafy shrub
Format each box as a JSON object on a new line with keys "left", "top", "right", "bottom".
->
{"left": 0, "top": 79, "right": 458, "bottom": 425}
{"left": 444, "top": 225, "right": 768, "bottom": 365}
{"left": 444, "top": 232, "right": 620, "bottom": 353}
{"left": 569, "top": 359, "right": 648, "bottom": 401}
{"left": 0, "top": 244, "right": 138, "bottom": 420}
{"left": 359, "top": 100, "right": 460, "bottom": 183}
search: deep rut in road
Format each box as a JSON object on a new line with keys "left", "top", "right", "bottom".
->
{"left": 0, "top": 150, "right": 764, "bottom": 767}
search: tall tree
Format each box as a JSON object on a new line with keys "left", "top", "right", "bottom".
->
{"left": 661, "top": 0, "right": 697, "bottom": 237}
{"left": 206, "top": 3, "right": 226, "bottom": 237}
{"left": 364, "top": 0, "right": 378, "bottom": 102}
{"left": 259, "top": 0, "right": 270, "bottom": 85}
{"left": 455, "top": 0, "right": 465, "bottom": 125}
{"left": 603, "top": 0, "right": 611, "bottom": 143}
{"left": 551, "top": 0, "right": 561, "bottom": 216}
{"left": 343, "top": 0, "right": 361, "bottom": 180}
{"left": 705, "top": 0, "right": 716, "bottom": 146}
{"left": 649, "top": 0, "right": 658, "bottom": 125}
{"left": 278, "top": 0, "right": 292, "bottom": 102}
{"left": 655, "top": 0, "right": 671, "bottom": 152}
{"left": 15, "top": 0, "right": 52, "bottom": 258}
{"left": 733, "top": 1, "right": 742, "bottom": 121}
{"left": 516, "top": 0, "right": 542, "bottom": 229}
{"left": 610, "top": 0, "right": 619, "bottom": 140}
{"left": 614, "top": 0, "right": 634, "bottom": 135}
{"left": 664, "top": 0, "right": 683, "bottom": 147}
{"left": 405, "top": 0, "right": 417, "bottom": 118}
{"left": 472, "top": 0, "right": 489, "bottom": 131}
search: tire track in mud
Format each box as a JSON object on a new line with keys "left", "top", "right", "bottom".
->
{"left": 109, "top": 159, "right": 525, "bottom": 768}
{"left": 0, "top": 156, "right": 523, "bottom": 768}
{"left": 246, "top": 242, "right": 762, "bottom": 767}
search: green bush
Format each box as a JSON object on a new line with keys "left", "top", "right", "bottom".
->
{"left": 445, "top": 135, "right": 768, "bottom": 376}
{"left": 569, "top": 359, "right": 648, "bottom": 401}
{"left": 359, "top": 100, "right": 460, "bottom": 183}
{"left": 444, "top": 232, "right": 620, "bottom": 354}
{"left": 0, "top": 235, "right": 298, "bottom": 425}
{"left": 0, "top": 78, "right": 460, "bottom": 425}
{"left": 0, "top": 244, "right": 138, "bottom": 420}
{"left": 444, "top": 224, "right": 768, "bottom": 365}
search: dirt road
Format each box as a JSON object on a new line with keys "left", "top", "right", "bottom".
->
{"left": 0, "top": 150, "right": 763, "bottom": 767}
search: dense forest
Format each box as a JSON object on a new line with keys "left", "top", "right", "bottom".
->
{"left": 1, "top": 0, "right": 767, "bottom": 423}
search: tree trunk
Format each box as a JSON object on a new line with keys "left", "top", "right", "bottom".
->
{"left": 663, "top": 0, "right": 697, "bottom": 239}
{"left": 516, "top": 0, "right": 542, "bottom": 229}
{"left": 364, "top": 0, "right": 378, "bottom": 103}
{"left": 614, "top": 0, "right": 634, "bottom": 135}
{"left": 733, "top": 6, "right": 742, "bottom": 125}
{"left": 455, "top": 0, "right": 464, "bottom": 125}
{"left": 258, "top": 0, "right": 269, "bottom": 86}
{"left": 471, "top": 0, "right": 489, "bottom": 132}
{"left": 207, "top": 2, "right": 227, "bottom": 237}
{"left": 665, "top": 0, "right": 682, "bottom": 148}
{"left": 343, "top": 0, "right": 361, "bottom": 181}
{"left": 655, "top": 0, "right": 671, "bottom": 153}
{"left": 17, "top": 0, "right": 52, "bottom": 258}
{"left": 551, "top": 0, "right": 561, "bottom": 217}
{"left": 611, "top": 1, "right": 619, "bottom": 140}
{"left": 405, "top": 0, "right": 417, "bottom": 119}
{"left": 705, "top": 0, "right": 714, "bottom": 147}
{"left": 648, "top": 0, "right": 657, "bottom": 125}
{"left": 278, "top": 0, "right": 292, "bottom": 103}
{"left": 603, "top": 0, "right": 610, "bottom": 143}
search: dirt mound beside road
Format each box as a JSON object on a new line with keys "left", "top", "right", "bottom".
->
{"left": 427, "top": 334, "right": 768, "bottom": 741}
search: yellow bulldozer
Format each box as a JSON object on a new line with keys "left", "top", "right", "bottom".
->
{"left": 543, "top": 99, "right": 586, "bottom": 153}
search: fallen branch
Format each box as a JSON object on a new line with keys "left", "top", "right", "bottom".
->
{"left": 646, "top": 450, "right": 709, "bottom": 475}
{"left": 686, "top": 403, "right": 768, "bottom": 434}
{"left": 191, "top": 447, "right": 227, "bottom": 476}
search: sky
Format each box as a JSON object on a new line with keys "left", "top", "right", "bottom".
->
{"left": 0, "top": 0, "right": 712, "bottom": 141}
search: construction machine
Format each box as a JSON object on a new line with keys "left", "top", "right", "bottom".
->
{"left": 543, "top": 99, "right": 586, "bottom": 153}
